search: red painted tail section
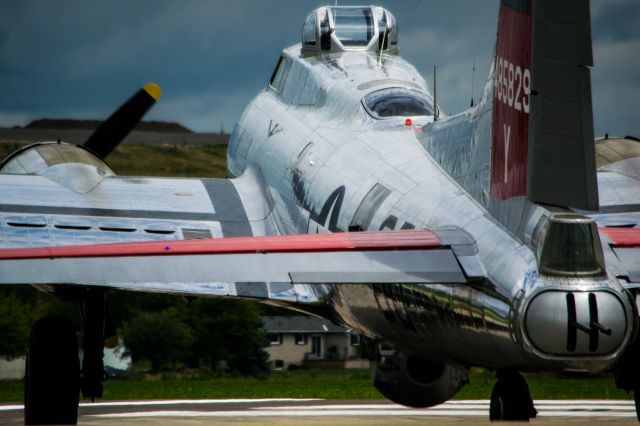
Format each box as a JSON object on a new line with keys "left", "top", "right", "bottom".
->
{"left": 490, "top": 1, "right": 532, "bottom": 199}
{"left": 489, "top": 0, "right": 597, "bottom": 210}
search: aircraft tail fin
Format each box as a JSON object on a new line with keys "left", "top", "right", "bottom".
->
{"left": 490, "top": 0, "right": 598, "bottom": 210}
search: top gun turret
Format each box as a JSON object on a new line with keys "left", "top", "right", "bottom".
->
{"left": 301, "top": 6, "right": 398, "bottom": 55}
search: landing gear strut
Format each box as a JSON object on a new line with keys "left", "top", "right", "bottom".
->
{"left": 24, "top": 316, "right": 80, "bottom": 425}
{"left": 613, "top": 331, "right": 640, "bottom": 423}
{"left": 489, "top": 370, "right": 537, "bottom": 421}
{"left": 24, "top": 289, "right": 109, "bottom": 425}
{"left": 80, "top": 289, "right": 107, "bottom": 401}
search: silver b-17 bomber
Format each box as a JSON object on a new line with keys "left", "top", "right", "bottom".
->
{"left": 1, "top": 1, "right": 640, "bottom": 424}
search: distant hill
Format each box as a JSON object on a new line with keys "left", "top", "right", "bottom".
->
{"left": 24, "top": 119, "right": 193, "bottom": 133}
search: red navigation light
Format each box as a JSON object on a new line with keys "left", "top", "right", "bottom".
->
{"left": 404, "top": 118, "right": 412, "bottom": 127}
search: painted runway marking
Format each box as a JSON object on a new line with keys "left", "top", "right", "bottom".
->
{"left": 91, "top": 410, "right": 491, "bottom": 418}
{"left": 85, "top": 398, "right": 321, "bottom": 407}
{"left": 0, "top": 399, "right": 635, "bottom": 418}
{"left": 82, "top": 400, "right": 640, "bottom": 419}
{"left": 0, "top": 399, "right": 320, "bottom": 411}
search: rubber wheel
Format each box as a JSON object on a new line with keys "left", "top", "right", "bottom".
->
{"left": 24, "top": 316, "right": 80, "bottom": 425}
{"left": 489, "top": 376, "right": 536, "bottom": 421}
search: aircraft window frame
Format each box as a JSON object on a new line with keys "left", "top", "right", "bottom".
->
{"left": 269, "top": 56, "right": 283, "bottom": 90}
{"left": 269, "top": 56, "right": 291, "bottom": 94}
{"left": 362, "top": 87, "right": 434, "bottom": 119}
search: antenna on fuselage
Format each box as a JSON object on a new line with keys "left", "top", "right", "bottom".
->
{"left": 470, "top": 58, "right": 476, "bottom": 107}
{"left": 378, "top": 30, "right": 386, "bottom": 66}
{"left": 433, "top": 64, "right": 439, "bottom": 121}
{"left": 378, "top": 10, "right": 390, "bottom": 67}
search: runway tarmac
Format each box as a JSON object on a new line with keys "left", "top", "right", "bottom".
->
{"left": 0, "top": 398, "right": 637, "bottom": 425}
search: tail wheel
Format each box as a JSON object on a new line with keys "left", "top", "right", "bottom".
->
{"left": 24, "top": 316, "right": 80, "bottom": 425}
{"left": 489, "top": 371, "right": 537, "bottom": 422}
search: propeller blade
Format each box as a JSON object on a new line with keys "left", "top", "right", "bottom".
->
{"left": 84, "top": 82, "right": 161, "bottom": 159}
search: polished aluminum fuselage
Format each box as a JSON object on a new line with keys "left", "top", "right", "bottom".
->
{"left": 228, "top": 44, "right": 636, "bottom": 373}
{"left": 0, "top": 41, "right": 635, "bottom": 376}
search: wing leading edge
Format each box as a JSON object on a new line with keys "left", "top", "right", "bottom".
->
{"left": 0, "top": 230, "right": 469, "bottom": 301}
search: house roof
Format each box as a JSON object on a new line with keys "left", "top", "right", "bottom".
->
{"left": 262, "top": 315, "right": 347, "bottom": 334}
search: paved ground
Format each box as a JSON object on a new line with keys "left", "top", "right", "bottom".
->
{"left": 0, "top": 399, "right": 638, "bottom": 425}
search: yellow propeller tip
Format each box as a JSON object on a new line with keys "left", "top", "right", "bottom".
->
{"left": 143, "top": 82, "right": 162, "bottom": 101}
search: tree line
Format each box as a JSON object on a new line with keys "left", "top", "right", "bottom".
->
{"left": 0, "top": 144, "right": 275, "bottom": 376}
{"left": 0, "top": 286, "right": 274, "bottom": 375}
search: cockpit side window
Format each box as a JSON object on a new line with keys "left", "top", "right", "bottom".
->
{"left": 269, "top": 56, "right": 291, "bottom": 94}
{"left": 363, "top": 88, "right": 433, "bottom": 119}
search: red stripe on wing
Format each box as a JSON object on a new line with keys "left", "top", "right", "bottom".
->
{"left": 600, "top": 227, "right": 640, "bottom": 247}
{"left": 0, "top": 230, "right": 441, "bottom": 260}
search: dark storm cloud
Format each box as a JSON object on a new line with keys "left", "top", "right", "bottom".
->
{"left": 397, "top": 0, "right": 499, "bottom": 114}
{"left": 0, "top": 0, "right": 638, "bottom": 137}
{"left": 591, "top": 0, "right": 640, "bottom": 42}
{"left": 0, "top": 1, "right": 321, "bottom": 128}
{"left": 590, "top": 0, "right": 640, "bottom": 136}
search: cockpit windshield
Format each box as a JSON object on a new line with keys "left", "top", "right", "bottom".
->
{"left": 330, "top": 7, "right": 374, "bottom": 47}
{"left": 363, "top": 88, "right": 434, "bottom": 118}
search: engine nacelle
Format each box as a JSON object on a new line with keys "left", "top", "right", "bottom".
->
{"left": 0, "top": 142, "right": 114, "bottom": 193}
{"left": 372, "top": 346, "right": 468, "bottom": 408}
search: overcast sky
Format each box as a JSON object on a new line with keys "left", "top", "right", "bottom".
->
{"left": 0, "top": 0, "right": 638, "bottom": 137}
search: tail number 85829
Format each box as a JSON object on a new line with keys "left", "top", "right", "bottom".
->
{"left": 494, "top": 56, "right": 530, "bottom": 114}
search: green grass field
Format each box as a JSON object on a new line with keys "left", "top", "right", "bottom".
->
{"left": 0, "top": 369, "right": 632, "bottom": 403}
{"left": 0, "top": 143, "right": 229, "bottom": 179}
{"left": 107, "top": 144, "right": 228, "bottom": 178}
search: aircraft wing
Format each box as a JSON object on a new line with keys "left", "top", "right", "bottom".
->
{"left": 0, "top": 81, "right": 482, "bottom": 306}
{"left": 600, "top": 227, "right": 640, "bottom": 287}
{"left": 589, "top": 137, "right": 640, "bottom": 287}
{"left": 0, "top": 167, "right": 276, "bottom": 245}
{"left": 0, "top": 230, "right": 471, "bottom": 303}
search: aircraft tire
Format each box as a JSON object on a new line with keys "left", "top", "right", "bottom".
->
{"left": 489, "top": 372, "right": 536, "bottom": 421}
{"left": 24, "top": 316, "right": 80, "bottom": 425}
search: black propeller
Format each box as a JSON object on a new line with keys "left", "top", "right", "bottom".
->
{"left": 84, "top": 82, "right": 161, "bottom": 159}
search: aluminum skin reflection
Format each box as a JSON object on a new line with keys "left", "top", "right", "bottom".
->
{"left": 517, "top": 277, "right": 635, "bottom": 372}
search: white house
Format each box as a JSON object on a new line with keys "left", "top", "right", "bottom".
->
{"left": 262, "top": 316, "right": 369, "bottom": 370}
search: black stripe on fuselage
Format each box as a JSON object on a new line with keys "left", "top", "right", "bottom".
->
{"left": 202, "top": 180, "right": 253, "bottom": 237}
{"left": 202, "top": 180, "right": 261, "bottom": 295}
